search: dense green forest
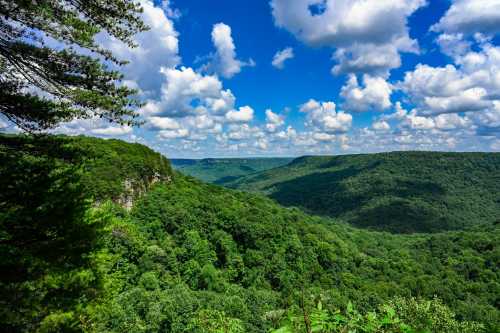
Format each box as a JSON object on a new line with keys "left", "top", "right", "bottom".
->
{"left": 171, "top": 158, "right": 293, "bottom": 184}
{"left": 1, "top": 135, "right": 498, "bottom": 332}
{"left": 223, "top": 153, "right": 500, "bottom": 233}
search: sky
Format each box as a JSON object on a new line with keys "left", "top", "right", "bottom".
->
{"left": 3, "top": 0, "right": 500, "bottom": 158}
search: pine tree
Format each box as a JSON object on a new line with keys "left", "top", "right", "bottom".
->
{"left": 0, "top": 0, "right": 148, "bottom": 132}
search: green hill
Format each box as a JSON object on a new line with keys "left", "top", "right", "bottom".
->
{"left": 1, "top": 137, "right": 498, "bottom": 332}
{"left": 225, "top": 152, "right": 500, "bottom": 233}
{"left": 171, "top": 157, "right": 294, "bottom": 184}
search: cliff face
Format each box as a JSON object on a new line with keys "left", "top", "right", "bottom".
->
{"left": 117, "top": 172, "right": 172, "bottom": 210}
{"left": 71, "top": 136, "right": 174, "bottom": 209}
{"left": 0, "top": 134, "right": 175, "bottom": 210}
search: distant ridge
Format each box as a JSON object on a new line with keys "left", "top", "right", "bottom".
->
{"left": 171, "top": 157, "right": 294, "bottom": 184}
{"left": 224, "top": 151, "right": 500, "bottom": 233}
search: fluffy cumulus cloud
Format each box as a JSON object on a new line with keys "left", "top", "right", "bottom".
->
{"left": 341, "top": 74, "right": 393, "bottom": 112}
{"left": 272, "top": 47, "right": 294, "bottom": 69}
{"left": 300, "top": 99, "right": 352, "bottom": 133}
{"left": 146, "top": 116, "right": 180, "bottom": 131}
{"left": 400, "top": 41, "right": 500, "bottom": 116}
{"left": 225, "top": 106, "right": 254, "bottom": 123}
{"left": 372, "top": 120, "right": 390, "bottom": 131}
{"left": 141, "top": 66, "right": 227, "bottom": 118}
{"left": 265, "top": 109, "right": 285, "bottom": 132}
{"left": 208, "top": 23, "right": 254, "bottom": 78}
{"left": 471, "top": 101, "right": 500, "bottom": 136}
{"left": 431, "top": 0, "right": 500, "bottom": 36}
{"left": 158, "top": 128, "right": 190, "bottom": 139}
{"left": 53, "top": 118, "right": 134, "bottom": 138}
{"left": 96, "top": 0, "right": 180, "bottom": 96}
{"left": 271, "top": 0, "right": 425, "bottom": 75}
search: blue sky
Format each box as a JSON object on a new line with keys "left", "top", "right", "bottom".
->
{"left": 4, "top": 0, "right": 500, "bottom": 157}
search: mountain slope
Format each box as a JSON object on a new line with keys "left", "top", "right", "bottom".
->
{"left": 171, "top": 157, "right": 293, "bottom": 184}
{"left": 89, "top": 176, "right": 499, "bottom": 332}
{"left": 225, "top": 152, "right": 500, "bottom": 233}
{"left": 1, "top": 136, "right": 498, "bottom": 332}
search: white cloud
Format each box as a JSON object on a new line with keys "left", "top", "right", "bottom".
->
{"left": 299, "top": 99, "right": 321, "bottom": 113}
{"left": 400, "top": 42, "right": 500, "bottom": 115}
{"left": 423, "top": 87, "right": 491, "bottom": 114}
{"left": 274, "top": 126, "right": 297, "bottom": 141}
{"left": 54, "top": 118, "right": 135, "bottom": 138}
{"left": 225, "top": 106, "right": 254, "bottom": 123}
{"left": 431, "top": 0, "right": 500, "bottom": 36}
{"left": 158, "top": 128, "right": 189, "bottom": 139}
{"left": 141, "top": 66, "right": 227, "bottom": 117}
{"left": 491, "top": 139, "right": 500, "bottom": 150}
{"left": 434, "top": 113, "right": 472, "bottom": 130}
{"left": 272, "top": 47, "right": 294, "bottom": 69}
{"left": 96, "top": 0, "right": 180, "bottom": 96}
{"left": 313, "top": 132, "right": 336, "bottom": 141}
{"left": 255, "top": 138, "right": 269, "bottom": 150}
{"left": 332, "top": 37, "right": 417, "bottom": 75}
{"left": 210, "top": 23, "right": 253, "bottom": 78}
{"left": 471, "top": 101, "right": 500, "bottom": 135}
{"left": 91, "top": 126, "right": 133, "bottom": 136}
{"left": 436, "top": 33, "right": 471, "bottom": 59}
{"left": 300, "top": 99, "right": 352, "bottom": 133}
{"left": 206, "top": 90, "right": 236, "bottom": 115}
{"left": 372, "top": 120, "right": 390, "bottom": 131}
{"left": 265, "top": 109, "right": 285, "bottom": 132}
{"left": 225, "top": 123, "right": 263, "bottom": 141}
{"left": 270, "top": 0, "right": 425, "bottom": 75}
{"left": 341, "top": 74, "right": 393, "bottom": 112}
{"left": 186, "top": 114, "right": 217, "bottom": 130}
{"left": 146, "top": 116, "right": 180, "bottom": 130}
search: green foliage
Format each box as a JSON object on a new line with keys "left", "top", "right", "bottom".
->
{"left": 74, "top": 135, "right": 173, "bottom": 201}
{"left": 83, "top": 175, "right": 498, "bottom": 331}
{"left": 1, "top": 136, "right": 498, "bottom": 332}
{"left": 273, "top": 297, "right": 484, "bottom": 333}
{"left": 0, "top": 0, "right": 147, "bottom": 131}
{"left": 0, "top": 134, "right": 172, "bottom": 331}
{"left": 226, "top": 152, "right": 500, "bottom": 233}
{"left": 0, "top": 135, "right": 103, "bottom": 331}
{"left": 0, "top": 134, "right": 173, "bottom": 202}
{"left": 171, "top": 158, "right": 293, "bottom": 184}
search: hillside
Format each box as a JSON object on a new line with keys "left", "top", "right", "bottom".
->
{"left": 1, "top": 136, "right": 498, "bottom": 332}
{"left": 171, "top": 157, "right": 293, "bottom": 184}
{"left": 225, "top": 152, "right": 500, "bottom": 233}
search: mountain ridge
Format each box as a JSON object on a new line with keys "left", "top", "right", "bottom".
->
{"left": 223, "top": 151, "right": 500, "bottom": 233}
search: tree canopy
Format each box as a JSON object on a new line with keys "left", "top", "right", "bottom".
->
{"left": 0, "top": 0, "right": 147, "bottom": 132}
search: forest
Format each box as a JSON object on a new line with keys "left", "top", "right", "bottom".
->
{"left": 171, "top": 158, "right": 293, "bottom": 185}
{"left": 222, "top": 153, "right": 500, "bottom": 233}
{"left": 1, "top": 135, "right": 498, "bottom": 332}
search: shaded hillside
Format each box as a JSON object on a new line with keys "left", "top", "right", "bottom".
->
{"left": 171, "top": 157, "right": 293, "bottom": 184}
{"left": 225, "top": 152, "right": 500, "bottom": 233}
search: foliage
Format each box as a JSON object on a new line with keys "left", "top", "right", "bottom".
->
{"left": 225, "top": 152, "right": 500, "bottom": 233}
{"left": 171, "top": 157, "right": 294, "bottom": 184}
{"left": 0, "top": 134, "right": 172, "bottom": 331}
{"left": 273, "top": 297, "right": 484, "bottom": 333}
{"left": 0, "top": 0, "right": 147, "bottom": 131}
{"left": 0, "top": 135, "right": 101, "bottom": 332}
{"left": 1, "top": 136, "right": 498, "bottom": 332}
{"left": 74, "top": 135, "right": 173, "bottom": 201}
{"left": 0, "top": 134, "right": 173, "bottom": 201}
{"left": 82, "top": 175, "right": 499, "bottom": 332}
